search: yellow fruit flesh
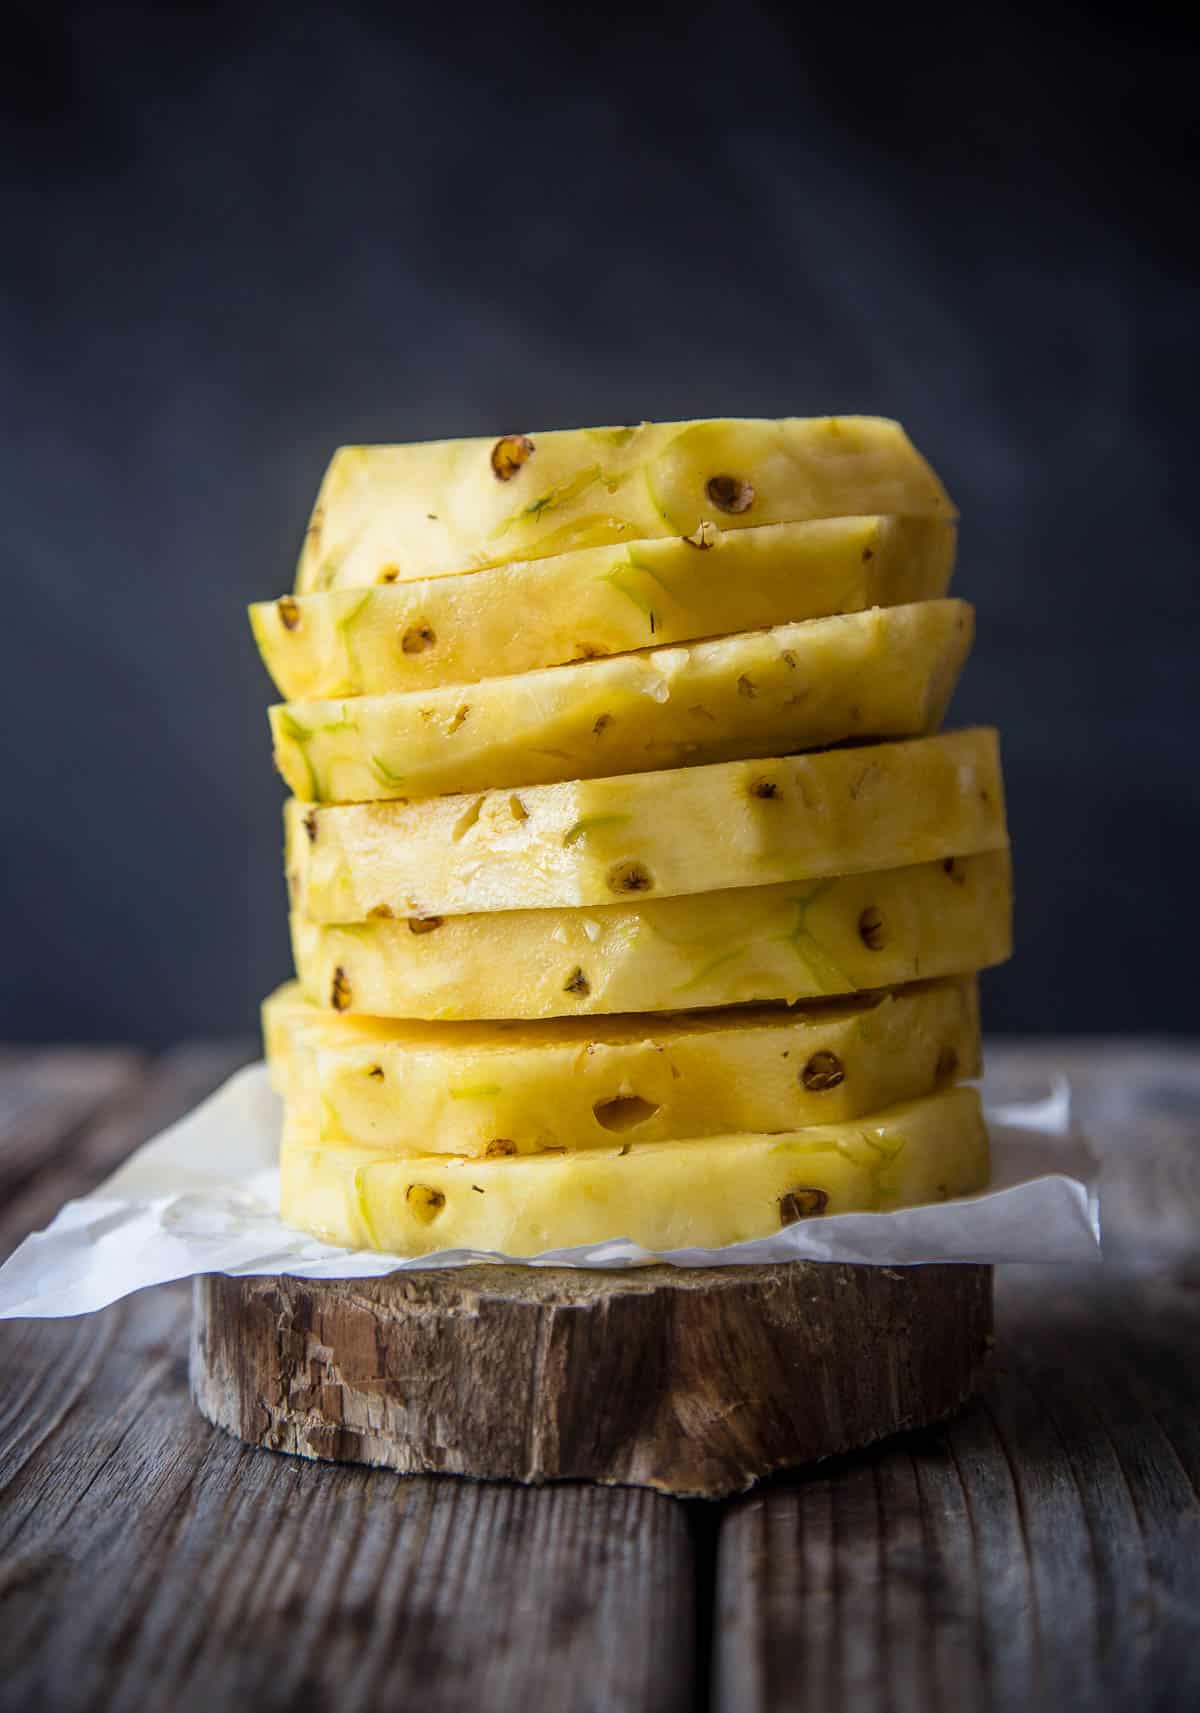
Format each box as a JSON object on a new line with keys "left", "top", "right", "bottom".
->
{"left": 290, "top": 849, "right": 1012, "bottom": 1021}
{"left": 263, "top": 975, "right": 980, "bottom": 1153}
{"left": 252, "top": 515, "right": 956, "bottom": 699}
{"left": 270, "top": 601, "right": 973, "bottom": 803}
{"left": 296, "top": 417, "right": 956, "bottom": 593}
{"left": 279, "top": 1087, "right": 990, "bottom": 1256}
{"left": 287, "top": 728, "right": 1006, "bottom": 921}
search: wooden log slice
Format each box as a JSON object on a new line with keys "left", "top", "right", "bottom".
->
{"left": 190, "top": 1262, "right": 992, "bottom": 1498}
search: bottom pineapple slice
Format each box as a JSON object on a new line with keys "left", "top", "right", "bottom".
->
{"left": 291, "top": 849, "right": 1012, "bottom": 1021}
{"left": 279, "top": 1087, "right": 990, "bottom": 1255}
{"left": 264, "top": 976, "right": 980, "bottom": 1154}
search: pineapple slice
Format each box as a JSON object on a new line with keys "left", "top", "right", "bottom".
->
{"left": 288, "top": 728, "right": 1006, "bottom": 921}
{"left": 264, "top": 975, "right": 980, "bottom": 1154}
{"left": 253, "top": 515, "right": 957, "bottom": 699}
{"left": 290, "top": 850, "right": 1012, "bottom": 1021}
{"left": 270, "top": 601, "right": 972, "bottom": 803}
{"left": 279, "top": 1087, "right": 990, "bottom": 1256}
{"left": 297, "top": 418, "right": 955, "bottom": 594}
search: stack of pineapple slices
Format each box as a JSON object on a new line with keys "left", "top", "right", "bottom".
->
{"left": 252, "top": 417, "right": 1012, "bottom": 1256}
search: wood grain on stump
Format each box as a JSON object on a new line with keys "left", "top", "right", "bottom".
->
{"left": 191, "top": 1262, "right": 992, "bottom": 1497}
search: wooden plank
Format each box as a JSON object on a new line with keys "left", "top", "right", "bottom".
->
{"left": 985, "top": 1039, "right": 1200, "bottom": 1259}
{"left": 0, "top": 1285, "right": 696, "bottom": 1713}
{"left": 0, "top": 1045, "right": 697, "bottom": 1713}
{"left": 0, "top": 1047, "right": 144, "bottom": 1204}
{"left": 0, "top": 1042, "right": 251, "bottom": 1260}
{"left": 716, "top": 1042, "right": 1200, "bottom": 1713}
{"left": 717, "top": 1268, "right": 1200, "bottom": 1713}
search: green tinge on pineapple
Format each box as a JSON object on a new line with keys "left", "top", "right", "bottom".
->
{"left": 263, "top": 974, "right": 980, "bottom": 1154}
{"left": 251, "top": 514, "right": 956, "bottom": 699}
{"left": 279, "top": 1087, "right": 990, "bottom": 1256}
{"left": 295, "top": 417, "right": 956, "bottom": 594}
{"left": 288, "top": 849, "right": 1013, "bottom": 1021}
{"left": 269, "top": 601, "right": 973, "bottom": 804}
{"left": 287, "top": 727, "right": 1007, "bottom": 922}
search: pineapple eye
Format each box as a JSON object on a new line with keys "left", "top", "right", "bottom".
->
{"left": 407, "top": 915, "right": 444, "bottom": 935}
{"left": 406, "top": 1184, "right": 446, "bottom": 1223}
{"left": 330, "top": 967, "right": 352, "bottom": 1011}
{"left": 402, "top": 623, "right": 436, "bottom": 654}
{"left": 779, "top": 1187, "right": 829, "bottom": 1225}
{"left": 453, "top": 796, "right": 486, "bottom": 840}
{"left": 484, "top": 1139, "right": 518, "bottom": 1158}
{"left": 942, "top": 857, "right": 967, "bottom": 885}
{"left": 706, "top": 473, "right": 755, "bottom": 514}
{"left": 606, "top": 861, "right": 654, "bottom": 895}
{"left": 491, "top": 434, "right": 535, "bottom": 480}
{"left": 801, "top": 1052, "right": 845, "bottom": 1092}
{"left": 858, "top": 907, "right": 887, "bottom": 950}
{"left": 593, "top": 1095, "right": 660, "bottom": 1133}
{"left": 276, "top": 596, "right": 301, "bottom": 630}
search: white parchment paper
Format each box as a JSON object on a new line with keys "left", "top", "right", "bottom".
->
{"left": 0, "top": 1063, "right": 1101, "bottom": 1319}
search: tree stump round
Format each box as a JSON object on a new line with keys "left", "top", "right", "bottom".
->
{"left": 190, "top": 1262, "right": 992, "bottom": 1498}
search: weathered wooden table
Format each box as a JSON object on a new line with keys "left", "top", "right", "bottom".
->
{"left": 0, "top": 1040, "right": 1197, "bottom": 1712}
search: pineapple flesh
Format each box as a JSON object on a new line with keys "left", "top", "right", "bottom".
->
{"left": 296, "top": 417, "right": 956, "bottom": 593}
{"left": 270, "top": 601, "right": 973, "bottom": 803}
{"left": 290, "top": 849, "right": 1013, "bottom": 1021}
{"left": 280, "top": 1086, "right": 990, "bottom": 1256}
{"left": 253, "top": 514, "right": 956, "bottom": 699}
{"left": 287, "top": 727, "right": 1007, "bottom": 921}
{"left": 264, "top": 974, "right": 980, "bottom": 1153}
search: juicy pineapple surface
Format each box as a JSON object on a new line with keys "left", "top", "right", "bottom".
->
{"left": 290, "top": 849, "right": 1012, "bottom": 1021}
{"left": 296, "top": 417, "right": 956, "bottom": 594}
{"left": 280, "top": 1086, "right": 990, "bottom": 1256}
{"left": 288, "top": 727, "right": 1007, "bottom": 921}
{"left": 271, "top": 600, "right": 973, "bottom": 803}
{"left": 254, "top": 515, "right": 957, "bottom": 699}
{"left": 264, "top": 975, "right": 980, "bottom": 1152}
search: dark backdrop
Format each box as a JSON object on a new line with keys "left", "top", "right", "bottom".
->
{"left": 3, "top": 1, "right": 1197, "bottom": 1044}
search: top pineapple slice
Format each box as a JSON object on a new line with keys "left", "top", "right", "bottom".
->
{"left": 296, "top": 417, "right": 956, "bottom": 592}
{"left": 270, "top": 600, "right": 973, "bottom": 804}
{"left": 253, "top": 514, "right": 956, "bottom": 699}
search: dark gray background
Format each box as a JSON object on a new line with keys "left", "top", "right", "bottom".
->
{"left": 3, "top": 1, "right": 1197, "bottom": 1044}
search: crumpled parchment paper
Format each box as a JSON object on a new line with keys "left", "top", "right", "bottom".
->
{"left": 0, "top": 1062, "right": 1100, "bottom": 1319}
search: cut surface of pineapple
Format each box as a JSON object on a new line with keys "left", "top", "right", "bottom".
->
{"left": 296, "top": 417, "right": 956, "bottom": 594}
{"left": 264, "top": 975, "right": 980, "bottom": 1153}
{"left": 288, "top": 727, "right": 1006, "bottom": 921}
{"left": 279, "top": 1087, "right": 990, "bottom": 1256}
{"left": 290, "top": 849, "right": 1012, "bottom": 1021}
{"left": 270, "top": 600, "right": 973, "bottom": 803}
{"left": 253, "top": 515, "right": 957, "bottom": 699}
